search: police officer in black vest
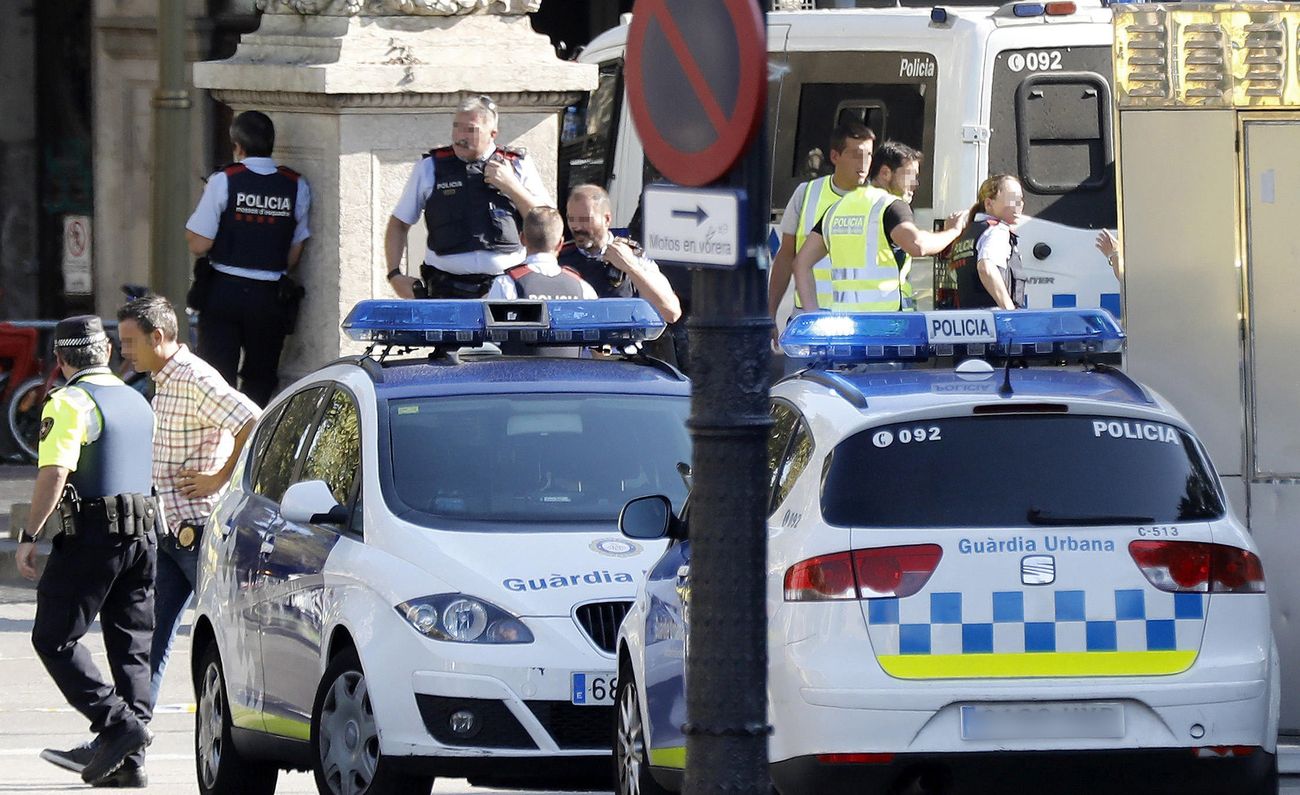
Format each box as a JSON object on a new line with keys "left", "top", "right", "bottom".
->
{"left": 486, "top": 207, "right": 598, "bottom": 302}
{"left": 16, "top": 316, "right": 159, "bottom": 787}
{"left": 385, "top": 95, "right": 550, "bottom": 300}
{"left": 948, "top": 174, "right": 1026, "bottom": 310}
{"left": 185, "top": 110, "right": 312, "bottom": 406}
{"left": 561, "top": 184, "right": 684, "bottom": 364}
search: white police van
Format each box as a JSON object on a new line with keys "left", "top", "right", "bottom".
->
{"left": 188, "top": 299, "right": 691, "bottom": 795}
{"left": 615, "top": 309, "right": 1279, "bottom": 795}
{"left": 561, "top": 1, "right": 1122, "bottom": 314}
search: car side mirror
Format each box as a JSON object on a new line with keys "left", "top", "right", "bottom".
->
{"left": 619, "top": 495, "right": 674, "bottom": 540}
{"left": 281, "top": 480, "right": 347, "bottom": 525}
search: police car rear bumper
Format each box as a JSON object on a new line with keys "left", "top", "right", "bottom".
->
{"left": 769, "top": 747, "right": 1276, "bottom": 795}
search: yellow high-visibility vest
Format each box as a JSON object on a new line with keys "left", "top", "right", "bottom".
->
{"left": 793, "top": 176, "right": 852, "bottom": 309}
{"left": 821, "top": 186, "right": 913, "bottom": 312}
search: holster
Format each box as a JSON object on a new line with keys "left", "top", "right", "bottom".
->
{"left": 419, "top": 265, "right": 495, "bottom": 299}
{"left": 277, "top": 273, "right": 307, "bottom": 335}
{"left": 55, "top": 483, "right": 82, "bottom": 538}
{"left": 187, "top": 256, "right": 215, "bottom": 311}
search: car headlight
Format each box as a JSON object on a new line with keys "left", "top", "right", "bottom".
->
{"left": 396, "top": 594, "right": 534, "bottom": 644}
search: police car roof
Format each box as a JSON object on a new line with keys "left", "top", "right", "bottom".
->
{"left": 371, "top": 355, "right": 691, "bottom": 400}
{"left": 775, "top": 364, "right": 1190, "bottom": 428}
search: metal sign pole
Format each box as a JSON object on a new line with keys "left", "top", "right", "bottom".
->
{"left": 682, "top": 2, "right": 772, "bottom": 790}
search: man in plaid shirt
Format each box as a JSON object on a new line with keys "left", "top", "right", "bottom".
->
{"left": 116, "top": 295, "right": 261, "bottom": 704}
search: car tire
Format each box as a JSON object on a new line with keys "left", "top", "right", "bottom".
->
{"left": 195, "top": 643, "right": 279, "bottom": 795}
{"left": 311, "top": 648, "right": 434, "bottom": 795}
{"left": 616, "top": 666, "right": 672, "bottom": 795}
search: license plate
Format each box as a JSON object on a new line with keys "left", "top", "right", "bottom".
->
{"left": 570, "top": 671, "right": 616, "bottom": 706}
{"left": 960, "top": 702, "right": 1125, "bottom": 741}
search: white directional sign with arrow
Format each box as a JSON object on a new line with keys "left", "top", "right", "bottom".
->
{"left": 642, "top": 184, "right": 746, "bottom": 269}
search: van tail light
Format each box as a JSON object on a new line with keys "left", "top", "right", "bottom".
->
{"left": 1128, "top": 541, "right": 1265, "bottom": 594}
{"left": 817, "top": 753, "right": 895, "bottom": 765}
{"left": 784, "top": 544, "right": 943, "bottom": 602}
{"left": 1194, "top": 746, "right": 1257, "bottom": 758}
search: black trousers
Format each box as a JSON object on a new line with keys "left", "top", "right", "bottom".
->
{"left": 32, "top": 530, "right": 156, "bottom": 758}
{"left": 197, "top": 271, "right": 286, "bottom": 407}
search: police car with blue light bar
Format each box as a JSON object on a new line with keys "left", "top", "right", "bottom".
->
{"left": 189, "top": 299, "right": 691, "bottom": 795}
{"left": 614, "top": 309, "right": 1279, "bottom": 795}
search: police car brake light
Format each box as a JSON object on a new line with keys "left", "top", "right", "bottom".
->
{"left": 342, "top": 298, "right": 665, "bottom": 348}
{"left": 1128, "top": 541, "right": 1265, "bottom": 594}
{"left": 784, "top": 544, "right": 943, "bottom": 601}
{"left": 778, "top": 308, "right": 1123, "bottom": 363}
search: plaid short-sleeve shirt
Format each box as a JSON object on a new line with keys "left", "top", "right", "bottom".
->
{"left": 152, "top": 346, "right": 261, "bottom": 527}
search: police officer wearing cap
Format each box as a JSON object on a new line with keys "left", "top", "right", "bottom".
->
{"left": 385, "top": 95, "right": 550, "bottom": 300}
{"left": 185, "top": 110, "right": 312, "bottom": 407}
{"left": 16, "top": 316, "right": 158, "bottom": 787}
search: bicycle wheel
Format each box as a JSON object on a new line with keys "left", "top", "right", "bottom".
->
{"left": 7, "top": 376, "right": 55, "bottom": 462}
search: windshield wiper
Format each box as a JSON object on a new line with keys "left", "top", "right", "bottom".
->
{"left": 1026, "top": 508, "right": 1155, "bottom": 526}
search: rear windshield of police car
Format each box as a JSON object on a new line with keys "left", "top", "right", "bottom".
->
{"left": 822, "top": 415, "right": 1225, "bottom": 528}
{"left": 388, "top": 394, "right": 691, "bottom": 525}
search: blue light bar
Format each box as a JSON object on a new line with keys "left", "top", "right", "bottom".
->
{"left": 779, "top": 309, "right": 1124, "bottom": 363}
{"left": 342, "top": 299, "right": 665, "bottom": 349}
{"left": 1013, "top": 2, "right": 1045, "bottom": 15}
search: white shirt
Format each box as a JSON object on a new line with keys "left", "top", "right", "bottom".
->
{"left": 185, "top": 156, "right": 312, "bottom": 282}
{"left": 973, "top": 212, "right": 1015, "bottom": 272}
{"left": 391, "top": 145, "right": 551, "bottom": 276}
{"left": 486, "top": 252, "right": 599, "bottom": 300}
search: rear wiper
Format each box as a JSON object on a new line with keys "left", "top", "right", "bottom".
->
{"left": 1026, "top": 508, "right": 1154, "bottom": 526}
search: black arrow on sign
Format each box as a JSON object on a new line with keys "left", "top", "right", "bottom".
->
{"left": 672, "top": 205, "right": 709, "bottom": 225}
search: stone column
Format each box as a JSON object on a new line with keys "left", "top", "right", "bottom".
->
{"left": 194, "top": 0, "right": 596, "bottom": 386}
{"left": 93, "top": 1, "right": 214, "bottom": 318}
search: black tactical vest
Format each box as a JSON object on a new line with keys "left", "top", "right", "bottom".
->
{"left": 558, "top": 240, "right": 636, "bottom": 298}
{"left": 209, "top": 164, "right": 300, "bottom": 273}
{"left": 64, "top": 376, "right": 154, "bottom": 500}
{"left": 506, "top": 264, "right": 588, "bottom": 300}
{"left": 423, "top": 147, "right": 524, "bottom": 256}
{"left": 949, "top": 217, "right": 1025, "bottom": 309}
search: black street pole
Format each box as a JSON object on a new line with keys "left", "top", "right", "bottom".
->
{"left": 682, "top": 3, "right": 772, "bottom": 791}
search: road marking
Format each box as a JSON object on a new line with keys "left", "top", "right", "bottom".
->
{"left": 13, "top": 702, "right": 195, "bottom": 714}
{"left": 0, "top": 749, "right": 193, "bottom": 760}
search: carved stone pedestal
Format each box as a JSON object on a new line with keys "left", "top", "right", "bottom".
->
{"left": 194, "top": 0, "right": 595, "bottom": 384}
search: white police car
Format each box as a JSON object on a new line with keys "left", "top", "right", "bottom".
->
{"left": 189, "top": 299, "right": 691, "bottom": 795}
{"left": 615, "top": 309, "right": 1279, "bottom": 795}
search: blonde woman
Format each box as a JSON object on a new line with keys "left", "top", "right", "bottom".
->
{"left": 946, "top": 174, "right": 1025, "bottom": 309}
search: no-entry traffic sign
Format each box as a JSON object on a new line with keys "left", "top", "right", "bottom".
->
{"left": 625, "top": 0, "right": 766, "bottom": 187}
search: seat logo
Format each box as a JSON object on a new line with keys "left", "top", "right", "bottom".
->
{"left": 1021, "top": 555, "right": 1055, "bottom": 585}
{"left": 592, "top": 538, "right": 641, "bottom": 558}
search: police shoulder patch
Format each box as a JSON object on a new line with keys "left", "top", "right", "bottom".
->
{"left": 39, "top": 417, "right": 54, "bottom": 442}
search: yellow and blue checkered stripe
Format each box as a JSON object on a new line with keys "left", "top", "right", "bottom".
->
{"left": 868, "top": 589, "right": 1204, "bottom": 678}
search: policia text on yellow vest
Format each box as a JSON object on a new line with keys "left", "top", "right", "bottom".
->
{"left": 794, "top": 186, "right": 913, "bottom": 312}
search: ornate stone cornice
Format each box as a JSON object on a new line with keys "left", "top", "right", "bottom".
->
{"left": 208, "top": 88, "right": 584, "bottom": 110}
{"left": 255, "top": 0, "right": 540, "bottom": 15}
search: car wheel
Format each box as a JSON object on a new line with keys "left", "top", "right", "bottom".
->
{"left": 311, "top": 648, "right": 434, "bottom": 795}
{"left": 195, "top": 643, "right": 279, "bottom": 795}
{"left": 616, "top": 667, "right": 672, "bottom": 795}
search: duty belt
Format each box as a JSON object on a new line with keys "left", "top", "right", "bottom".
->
{"left": 63, "top": 491, "right": 158, "bottom": 538}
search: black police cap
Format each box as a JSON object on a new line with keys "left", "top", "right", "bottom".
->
{"left": 53, "top": 315, "right": 108, "bottom": 349}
